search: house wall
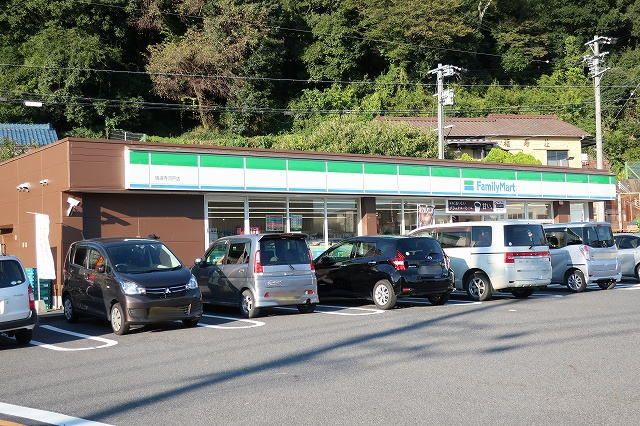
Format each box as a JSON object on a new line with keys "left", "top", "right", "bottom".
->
{"left": 492, "top": 136, "right": 582, "bottom": 168}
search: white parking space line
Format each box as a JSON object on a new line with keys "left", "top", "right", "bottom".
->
{"left": 275, "top": 305, "right": 385, "bottom": 316}
{"left": 398, "top": 297, "right": 482, "bottom": 306}
{"left": 617, "top": 284, "right": 640, "bottom": 290}
{"left": 31, "top": 325, "right": 118, "bottom": 352}
{"left": 0, "top": 402, "right": 112, "bottom": 426}
{"left": 198, "top": 314, "right": 265, "bottom": 329}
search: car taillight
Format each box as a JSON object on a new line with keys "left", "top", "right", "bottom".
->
{"left": 505, "top": 251, "right": 551, "bottom": 264}
{"left": 254, "top": 250, "right": 264, "bottom": 273}
{"left": 443, "top": 253, "right": 451, "bottom": 270}
{"left": 28, "top": 285, "right": 35, "bottom": 310}
{"left": 579, "top": 245, "right": 591, "bottom": 260}
{"left": 391, "top": 250, "right": 407, "bottom": 271}
{"left": 308, "top": 249, "right": 315, "bottom": 271}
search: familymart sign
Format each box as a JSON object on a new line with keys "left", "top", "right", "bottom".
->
{"left": 124, "top": 149, "right": 616, "bottom": 200}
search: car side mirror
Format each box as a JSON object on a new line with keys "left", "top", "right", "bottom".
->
{"left": 320, "top": 257, "right": 335, "bottom": 266}
{"left": 194, "top": 258, "right": 203, "bottom": 266}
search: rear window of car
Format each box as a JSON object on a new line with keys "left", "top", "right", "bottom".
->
{"left": 504, "top": 225, "right": 547, "bottom": 247}
{"left": 397, "top": 238, "right": 444, "bottom": 260}
{"left": 0, "top": 260, "right": 26, "bottom": 288}
{"left": 259, "top": 238, "right": 310, "bottom": 266}
{"left": 572, "top": 225, "right": 615, "bottom": 248}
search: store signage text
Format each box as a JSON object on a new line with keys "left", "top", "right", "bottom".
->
{"left": 464, "top": 179, "right": 517, "bottom": 194}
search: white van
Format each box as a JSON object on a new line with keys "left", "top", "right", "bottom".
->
{"left": 544, "top": 222, "right": 620, "bottom": 292}
{"left": 0, "top": 256, "right": 37, "bottom": 345}
{"left": 409, "top": 221, "right": 552, "bottom": 301}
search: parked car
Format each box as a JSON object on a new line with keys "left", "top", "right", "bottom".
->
{"left": 193, "top": 233, "right": 319, "bottom": 318}
{"left": 0, "top": 256, "right": 37, "bottom": 345}
{"left": 614, "top": 233, "right": 640, "bottom": 279}
{"left": 314, "top": 236, "right": 454, "bottom": 310}
{"left": 544, "top": 222, "right": 620, "bottom": 292}
{"left": 62, "top": 238, "right": 203, "bottom": 335}
{"left": 410, "top": 221, "right": 552, "bottom": 301}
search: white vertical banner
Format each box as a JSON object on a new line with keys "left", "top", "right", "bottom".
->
{"left": 35, "top": 214, "right": 56, "bottom": 280}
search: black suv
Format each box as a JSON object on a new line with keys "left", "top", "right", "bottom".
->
{"left": 314, "top": 236, "right": 454, "bottom": 309}
{"left": 62, "top": 238, "right": 203, "bottom": 335}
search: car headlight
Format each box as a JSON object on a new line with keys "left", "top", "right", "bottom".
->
{"left": 186, "top": 275, "right": 198, "bottom": 290}
{"left": 120, "top": 280, "right": 146, "bottom": 295}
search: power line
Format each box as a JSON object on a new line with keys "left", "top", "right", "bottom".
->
{"left": 72, "top": 0, "right": 550, "bottom": 63}
{"left": 4, "top": 62, "right": 640, "bottom": 90}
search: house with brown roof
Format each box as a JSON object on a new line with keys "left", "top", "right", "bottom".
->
{"left": 378, "top": 114, "right": 594, "bottom": 168}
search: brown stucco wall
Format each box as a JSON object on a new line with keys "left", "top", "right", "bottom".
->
{"left": 0, "top": 141, "right": 70, "bottom": 286}
{"left": 80, "top": 193, "right": 205, "bottom": 265}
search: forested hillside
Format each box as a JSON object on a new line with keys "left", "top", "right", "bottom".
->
{"left": 1, "top": 0, "right": 639, "bottom": 172}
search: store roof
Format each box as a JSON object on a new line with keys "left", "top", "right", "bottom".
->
{"left": 0, "top": 123, "right": 58, "bottom": 146}
{"left": 377, "top": 114, "right": 591, "bottom": 138}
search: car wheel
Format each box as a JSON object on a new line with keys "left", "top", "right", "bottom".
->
{"left": 110, "top": 303, "right": 130, "bottom": 335}
{"left": 14, "top": 329, "right": 32, "bottom": 345}
{"left": 565, "top": 269, "right": 587, "bottom": 292}
{"left": 63, "top": 295, "right": 78, "bottom": 323}
{"left": 465, "top": 272, "right": 493, "bottom": 301}
{"left": 182, "top": 318, "right": 200, "bottom": 328}
{"left": 511, "top": 288, "right": 534, "bottom": 299}
{"left": 427, "top": 293, "right": 450, "bottom": 306}
{"left": 597, "top": 280, "right": 616, "bottom": 290}
{"left": 372, "top": 280, "right": 397, "bottom": 310}
{"left": 240, "top": 289, "right": 260, "bottom": 319}
{"left": 297, "top": 303, "right": 316, "bottom": 314}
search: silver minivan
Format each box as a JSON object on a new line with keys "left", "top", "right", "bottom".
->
{"left": 192, "top": 233, "right": 319, "bottom": 318}
{"left": 544, "top": 222, "right": 621, "bottom": 292}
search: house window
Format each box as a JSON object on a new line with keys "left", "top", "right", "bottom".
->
{"left": 547, "top": 150, "right": 569, "bottom": 167}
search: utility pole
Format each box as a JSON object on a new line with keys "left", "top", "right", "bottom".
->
{"left": 584, "top": 35, "right": 614, "bottom": 221}
{"left": 428, "top": 64, "right": 462, "bottom": 160}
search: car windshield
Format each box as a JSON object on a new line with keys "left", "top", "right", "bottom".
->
{"left": 397, "top": 238, "right": 443, "bottom": 260}
{"left": 0, "top": 260, "right": 26, "bottom": 288}
{"left": 259, "top": 238, "right": 310, "bottom": 266}
{"left": 504, "top": 225, "right": 547, "bottom": 247}
{"left": 106, "top": 243, "right": 182, "bottom": 273}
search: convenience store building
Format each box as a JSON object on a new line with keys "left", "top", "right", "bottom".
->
{"left": 0, "top": 138, "right": 616, "bottom": 304}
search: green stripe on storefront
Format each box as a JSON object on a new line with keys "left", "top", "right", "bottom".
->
{"left": 246, "top": 157, "right": 286, "bottom": 170}
{"left": 462, "top": 168, "right": 516, "bottom": 180}
{"left": 517, "top": 171, "right": 541, "bottom": 181}
{"left": 327, "top": 161, "right": 362, "bottom": 173}
{"left": 566, "top": 174, "right": 589, "bottom": 183}
{"left": 364, "top": 163, "right": 397, "bottom": 175}
{"left": 150, "top": 152, "right": 197, "bottom": 167}
{"left": 288, "top": 159, "right": 326, "bottom": 172}
{"left": 431, "top": 167, "right": 459, "bottom": 177}
{"left": 399, "top": 165, "right": 429, "bottom": 176}
{"left": 588, "top": 175, "right": 610, "bottom": 184}
{"left": 129, "top": 151, "right": 149, "bottom": 165}
{"left": 200, "top": 154, "right": 243, "bottom": 168}
{"left": 541, "top": 172, "right": 565, "bottom": 182}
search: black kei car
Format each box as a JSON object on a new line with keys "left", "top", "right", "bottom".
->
{"left": 62, "top": 238, "right": 203, "bottom": 335}
{"left": 314, "top": 236, "right": 454, "bottom": 310}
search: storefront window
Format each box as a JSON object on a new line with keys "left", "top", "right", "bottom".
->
{"left": 507, "top": 202, "right": 525, "bottom": 219}
{"left": 207, "top": 199, "right": 245, "bottom": 241}
{"left": 289, "top": 198, "right": 325, "bottom": 249}
{"left": 527, "top": 202, "right": 552, "bottom": 220}
{"left": 403, "top": 200, "right": 446, "bottom": 233}
{"left": 249, "top": 198, "right": 287, "bottom": 234}
{"left": 377, "top": 199, "right": 402, "bottom": 235}
{"left": 327, "top": 199, "right": 358, "bottom": 244}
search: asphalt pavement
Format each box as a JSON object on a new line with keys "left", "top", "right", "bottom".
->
{"left": 2, "top": 282, "right": 640, "bottom": 425}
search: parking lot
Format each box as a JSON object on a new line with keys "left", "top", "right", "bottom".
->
{"left": 2, "top": 282, "right": 640, "bottom": 425}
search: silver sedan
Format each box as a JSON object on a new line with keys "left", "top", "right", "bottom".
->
{"left": 614, "top": 234, "right": 640, "bottom": 279}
